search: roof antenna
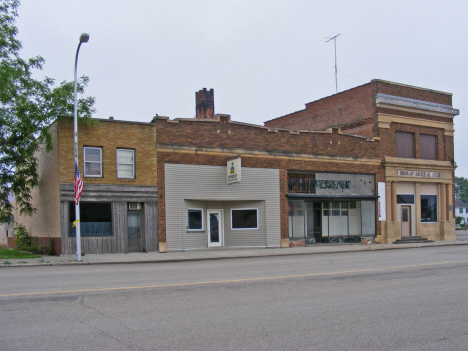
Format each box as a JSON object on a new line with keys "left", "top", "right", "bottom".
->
{"left": 326, "top": 34, "right": 340, "bottom": 93}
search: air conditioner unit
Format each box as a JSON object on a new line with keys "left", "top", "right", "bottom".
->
{"left": 128, "top": 203, "right": 141, "bottom": 210}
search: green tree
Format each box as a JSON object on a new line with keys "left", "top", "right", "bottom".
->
{"left": 0, "top": 0, "right": 96, "bottom": 222}
{"left": 455, "top": 176, "right": 468, "bottom": 203}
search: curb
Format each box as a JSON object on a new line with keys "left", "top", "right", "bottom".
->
{"left": 2, "top": 241, "right": 468, "bottom": 267}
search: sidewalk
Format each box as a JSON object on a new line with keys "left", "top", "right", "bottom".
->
{"left": 2, "top": 239, "right": 468, "bottom": 267}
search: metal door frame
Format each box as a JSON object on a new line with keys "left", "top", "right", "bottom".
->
{"left": 207, "top": 209, "right": 223, "bottom": 247}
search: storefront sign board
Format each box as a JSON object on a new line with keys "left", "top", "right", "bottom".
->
{"left": 227, "top": 158, "right": 241, "bottom": 184}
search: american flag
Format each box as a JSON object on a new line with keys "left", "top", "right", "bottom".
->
{"left": 74, "top": 162, "right": 83, "bottom": 205}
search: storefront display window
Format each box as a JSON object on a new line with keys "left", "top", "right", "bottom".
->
{"left": 421, "top": 195, "right": 437, "bottom": 222}
{"left": 70, "top": 202, "right": 112, "bottom": 237}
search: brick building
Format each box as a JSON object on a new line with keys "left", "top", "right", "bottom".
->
{"left": 265, "top": 79, "right": 458, "bottom": 243}
{"left": 14, "top": 118, "right": 158, "bottom": 255}
{"left": 14, "top": 80, "right": 458, "bottom": 254}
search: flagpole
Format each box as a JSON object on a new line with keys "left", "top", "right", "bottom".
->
{"left": 74, "top": 33, "right": 89, "bottom": 262}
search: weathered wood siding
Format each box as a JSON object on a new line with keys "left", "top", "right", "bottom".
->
{"left": 60, "top": 184, "right": 157, "bottom": 254}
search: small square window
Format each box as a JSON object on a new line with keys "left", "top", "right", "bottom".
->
{"left": 84, "top": 147, "right": 102, "bottom": 177}
{"left": 188, "top": 209, "right": 203, "bottom": 230}
{"left": 117, "top": 149, "right": 135, "bottom": 179}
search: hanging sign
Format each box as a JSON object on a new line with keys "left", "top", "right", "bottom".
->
{"left": 378, "top": 182, "right": 386, "bottom": 221}
{"left": 227, "top": 158, "right": 241, "bottom": 184}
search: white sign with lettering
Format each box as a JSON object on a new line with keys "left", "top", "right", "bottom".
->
{"left": 227, "top": 158, "right": 241, "bottom": 184}
{"left": 398, "top": 170, "right": 442, "bottom": 178}
{"left": 378, "top": 182, "right": 386, "bottom": 221}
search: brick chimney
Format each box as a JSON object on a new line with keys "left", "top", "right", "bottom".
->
{"left": 196, "top": 88, "right": 214, "bottom": 119}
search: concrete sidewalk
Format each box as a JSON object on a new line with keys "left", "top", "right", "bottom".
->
{"left": 2, "top": 239, "right": 468, "bottom": 267}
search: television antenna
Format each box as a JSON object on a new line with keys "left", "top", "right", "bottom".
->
{"left": 326, "top": 34, "right": 340, "bottom": 93}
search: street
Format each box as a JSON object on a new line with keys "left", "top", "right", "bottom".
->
{"left": 2, "top": 246, "right": 468, "bottom": 350}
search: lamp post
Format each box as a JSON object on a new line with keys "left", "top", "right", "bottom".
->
{"left": 74, "top": 33, "right": 89, "bottom": 262}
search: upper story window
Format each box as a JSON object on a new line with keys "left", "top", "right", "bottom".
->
{"left": 84, "top": 147, "right": 102, "bottom": 177}
{"left": 117, "top": 149, "right": 135, "bottom": 179}
{"left": 420, "top": 134, "right": 437, "bottom": 160}
{"left": 288, "top": 173, "right": 315, "bottom": 193}
{"left": 396, "top": 132, "right": 415, "bottom": 158}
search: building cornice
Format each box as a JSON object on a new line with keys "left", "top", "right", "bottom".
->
{"left": 377, "top": 113, "right": 455, "bottom": 136}
{"left": 156, "top": 144, "right": 382, "bottom": 165}
{"left": 375, "top": 93, "right": 459, "bottom": 118}
{"left": 383, "top": 156, "right": 456, "bottom": 171}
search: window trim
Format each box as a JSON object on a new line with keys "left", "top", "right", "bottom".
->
{"left": 116, "top": 148, "right": 135, "bottom": 179}
{"left": 231, "top": 208, "right": 259, "bottom": 230}
{"left": 187, "top": 208, "right": 204, "bottom": 231}
{"left": 83, "top": 146, "right": 103, "bottom": 178}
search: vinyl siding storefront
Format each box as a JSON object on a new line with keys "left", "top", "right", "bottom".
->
{"left": 164, "top": 163, "right": 280, "bottom": 250}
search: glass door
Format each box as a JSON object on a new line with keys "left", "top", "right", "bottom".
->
{"left": 128, "top": 212, "right": 142, "bottom": 252}
{"left": 207, "top": 210, "right": 223, "bottom": 247}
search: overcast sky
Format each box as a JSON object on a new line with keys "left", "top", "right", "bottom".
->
{"left": 16, "top": 0, "right": 468, "bottom": 176}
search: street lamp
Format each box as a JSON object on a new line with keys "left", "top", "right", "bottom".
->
{"left": 74, "top": 33, "right": 89, "bottom": 262}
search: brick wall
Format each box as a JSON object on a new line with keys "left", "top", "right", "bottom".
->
{"left": 155, "top": 117, "right": 380, "bottom": 160}
{"left": 379, "top": 123, "right": 449, "bottom": 161}
{"left": 374, "top": 80, "right": 452, "bottom": 105}
{"left": 155, "top": 117, "right": 384, "bottom": 243}
{"left": 264, "top": 83, "right": 374, "bottom": 135}
{"left": 58, "top": 118, "right": 157, "bottom": 186}
{"left": 264, "top": 80, "right": 454, "bottom": 140}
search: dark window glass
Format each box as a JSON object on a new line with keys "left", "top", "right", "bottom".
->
{"left": 232, "top": 209, "right": 258, "bottom": 229}
{"left": 396, "top": 132, "right": 415, "bottom": 158}
{"left": 402, "top": 208, "right": 409, "bottom": 222}
{"left": 288, "top": 176, "right": 297, "bottom": 192}
{"left": 288, "top": 173, "right": 315, "bottom": 193}
{"left": 349, "top": 201, "right": 357, "bottom": 209}
{"left": 420, "top": 134, "right": 437, "bottom": 160}
{"left": 421, "top": 195, "right": 437, "bottom": 222}
{"left": 323, "top": 210, "right": 330, "bottom": 216}
{"left": 332, "top": 202, "right": 340, "bottom": 209}
{"left": 297, "top": 175, "right": 305, "bottom": 192}
{"left": 332, "top": 210, "right": 340, "bottom": 216}
{"left": 188, "top": 209, "right": 203, "bottom": 230}
{"left": 305, "top": 177, "right": 315, "bottom": 193}
{"left": 397, "top": 194, "right": 415, "bottom": 204}
{"left": 69, "top": 202, "right": 112, "bottom": 237}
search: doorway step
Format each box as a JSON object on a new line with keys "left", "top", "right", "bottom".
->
{"left": 394, "top": 236, "right": 434, "bottom": 244}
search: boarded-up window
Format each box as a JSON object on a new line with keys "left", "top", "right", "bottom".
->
{"left": 396, "top": 132, "right": 414, "bottom": 158}
{"left": 420, "top": 134, "right": 437, "bottom": 160}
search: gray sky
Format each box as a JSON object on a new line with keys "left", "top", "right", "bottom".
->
{"left": 17, "top": 0, "right": 468, "bottom": 176}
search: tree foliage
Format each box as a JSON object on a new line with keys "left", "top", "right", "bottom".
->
{"left": 455, "top": 176, "right": 468, "bottom": 204}
{"left": 0, "top": 0, "right": 96, "bottom": 222}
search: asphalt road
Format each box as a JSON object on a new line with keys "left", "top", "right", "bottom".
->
{"left": 2, "top": 246, "right": 468, "bottom": 350}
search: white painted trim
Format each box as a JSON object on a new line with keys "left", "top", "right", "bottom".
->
{"left": 83, "top": 146, "right": 103, "bottom": 177}
{"left": 231, "top": 208, "right": 259, "bottom": 230}
{"left": 187, "top": 208, "right": 204, "bottom": 231}
{"left": 207, "top": 209, "right": 223, "bottom": 247}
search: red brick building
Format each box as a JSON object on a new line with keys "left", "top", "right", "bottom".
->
{"left": 265, "top": 79, "right": 458, "bottom": 244}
